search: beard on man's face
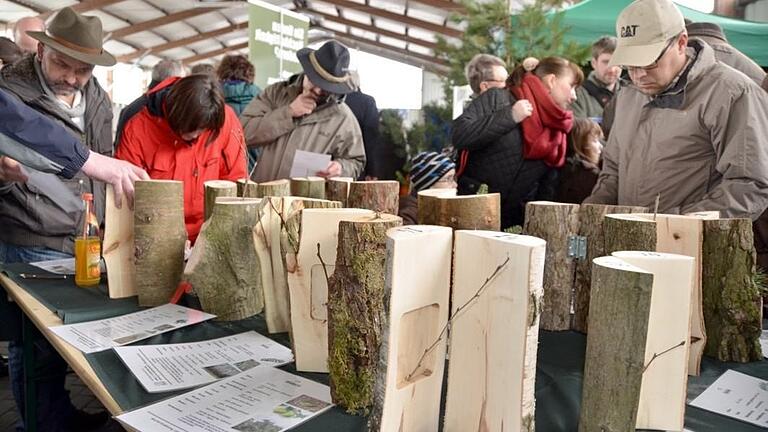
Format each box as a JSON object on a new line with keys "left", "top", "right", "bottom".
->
{"left": 47, "top": 80, "right": 82, "bottom": 96}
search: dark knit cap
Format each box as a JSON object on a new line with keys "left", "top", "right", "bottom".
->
{"left": 410, "top": 152, "right": 455, "bottom": 192}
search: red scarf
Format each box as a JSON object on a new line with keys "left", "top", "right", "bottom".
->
{"left": 510, "top": 73, "right": 573, "bottom": 168}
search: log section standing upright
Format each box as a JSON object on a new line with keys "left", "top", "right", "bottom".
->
{"left": 347, "top": 181, "right": 400, "bottom": 215}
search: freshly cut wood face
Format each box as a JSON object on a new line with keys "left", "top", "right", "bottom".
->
{"left": 444, "top": 231, "right": 546, "bottom": 432}
{"left": 287, "top": 208, "right": 374, "bottom": 372}
{"left": 612, "top": 251, "right": 695, "bottom": 431}
{"left": 104, "top": 185, "right": 136, "bottom": 299}
{"left": 370, "top": 225, "right": 452, "bottom": 432}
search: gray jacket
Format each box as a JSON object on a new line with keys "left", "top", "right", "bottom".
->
{"left": 585, "top": 40, "right": 768, "bottom": 220}
{"left": 687, "top": 23, "right": 766, "bottom": 86}
{"left": 0, "top": 55, "right": 113, "bottom": 254}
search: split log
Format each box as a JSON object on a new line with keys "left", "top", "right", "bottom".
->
{"left": 236, "top": 178, "right": 258, "bottom": 198}
{"left": 287, "top": 208, "right": 375, "bottom": 373}
{"left": 603, "top": 213, "right": 657, "bottom": 255}
{"left": 578, "top": 256, "right": 654, "bottom": 432}
{"left": 184, "top": 199, "right": 263, "bottom": 321}
{"left": 103, "top": 185, "right": 136, "bottom": 299}
{"left": 326, "top": 177, "right": 353, "bottom": 206}
{"left": 522, "top": 201, "right": 580, "bottom": 331}
{"left": 702, "top": 218, "right": 762, "bottom": 362}
{"left": 256, "top": 179, "right": 290, "bottom": 198}
{"left": 612, "top": 251, "right": 694, "bottom": 431}
{"left": 443, "top": 231, "right": 546, "bottom": 432}
{"left": 347, "top": 181, "right": 399, "bottom": 215}
{"left": 369, "top": 225, "right": 453, "bottom": 432}
{"left": 134, "top": 180, "right": 187, "bottom": 307}
{"left": 203, "top": 180, "right": 236, "bottom": 221}
{"left": 418, "top": 189, "right": 501, "bottom": 230}
{"left": 572, "top": 205, "right": 648, "bottom": 333}
{"left": 291, "top": 177, "right": 326, "bottom": 199}
{"left": 327, "top": 213, "right": 402, "bottom": 413}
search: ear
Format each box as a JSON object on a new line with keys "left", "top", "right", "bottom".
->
{"left": 677, "top": 33, "right": 689, "bottom": 53}
{"left": 36, "top": 42, "right": 44, "bottom": 60}
{"left": 590, "top": 57, "right": 598, "bottom": 70}
{"left": 478, "top": 81, "right": 488, "bottom": 93}
{"left": 543, "top": 73, "right": 557, "bottom": 91}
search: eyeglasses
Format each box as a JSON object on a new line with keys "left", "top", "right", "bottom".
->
{"left": 624, "top": 35, "right": 678, "bottom": 72}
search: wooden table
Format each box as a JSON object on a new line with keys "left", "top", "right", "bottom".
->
{"left": 0, "top": 272, "right": 122, "bottom": 423}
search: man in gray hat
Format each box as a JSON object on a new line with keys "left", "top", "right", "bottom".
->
{"left": 585, "top": 0, "right": 768, "bottom": 220}
{"left": 0, "top": 7, "right": 117, "bottom": 431}
{"left": 240, "top": 40, "right": 365, "bottom": 182}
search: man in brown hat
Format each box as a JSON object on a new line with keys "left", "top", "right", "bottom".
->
{"left": 240, "top": 40, "right": 365, "bottom": 182}
{"left": 0, "top": 7, "right": 116, "bottom": 432}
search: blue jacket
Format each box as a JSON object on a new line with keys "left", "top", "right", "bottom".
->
{"left": 0, "top": 88, "right": 89, "bottom": 179}
{"left": 222, "top": 80, "right": 260, "bottom": 116}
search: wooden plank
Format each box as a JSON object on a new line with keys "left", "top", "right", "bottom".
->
{"left": 103, "top": 185, "right": 136, "bottom": 299}
{"left": 612, "top": 251, "right": 695, "bottom": 431}
{"left": 287, "top": 208, "right": 374, "bottom": 372}
{"left": 368, "top": 225, "right": 453, "bottom": 431}
{"left": 522, "top": 201, "right": 580, "bottom": 330}
{"left": 444, "top": 231, "right": 546, "bottom": 432}
{"left": 578, "top": 256, "right": 654, "bottom": 432}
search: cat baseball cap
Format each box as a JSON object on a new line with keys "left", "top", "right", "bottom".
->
{"left": 609, "top": 0, "right": 685, "bottom": 67}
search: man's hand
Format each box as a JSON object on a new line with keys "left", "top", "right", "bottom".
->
{"left": 0, "top": 157, "right": 29, "bottom": 183}
{"left": 316, "top": 161, "right": 342, "bottom": 178}
{"left": 289, "top": 92, "right": 317, "bottom": 118}
{"left": 512, "top": 99, "right": 534, "bottom": 123}
{"left": 80, "top": 151, "right": 149, "bottom": 209}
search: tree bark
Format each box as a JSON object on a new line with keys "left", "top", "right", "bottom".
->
{"left": 184, "top": 199, "right": 263, "bottom": 321}
{"left": 257, "top": 179, "right": 290, "bottom": 198}
{"left": 702, "top": 218, "right": 763, "bottom": 362}
{"left": 347, "top": 181, "right": 399, "bottom": 215}
{"left": 603, "top": 214, "right": 657, "bottom": 255}
{"left": 134, "top": 180, "right": 187, "bottom": 307}
{"left": 204, "top": 180, "right": 237, "bottom": 221}
{"left": 522, "top": 201, "right": 580, "bottom": 331}
{"left": 236, "top": 178, "right": 258, "bottom": 198}
{"left": 572, "top": 205, "right": 648, "bottom": 333}
{"left": 418, "top": 190, "right": 500, "bottom": 230}
{"left": 326, "top": 177, "right": 353, "bottom": 206}
{"left": 327, "top": 213, "right": 402, "bottom": 414}
{"left": 578, "top": 256, "right": 654, "bottom": 432}
{"left": 291, "top": 177, "right": 327, "bottom": 199}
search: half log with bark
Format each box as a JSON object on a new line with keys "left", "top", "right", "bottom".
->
{"left": 291, "top": 177, "right": 326, "bottom": 199}
{"left": 417, "top": 189, "right": 501, "bottom": 230}
{"left": 346, "top": 181, "right": 400, "bottom": 215}
{"left": 134, "top": 180, "right": 187, "bottom": 307}
{"left": 203, "top": 180, "right": 237, "bottom": 221}
{"left": 522, "top": 201, "right": 580, "bottom": 331}
{"left": 103, "top": 185, "right": 136, "bottom": 299}
{"left": 572, "top": 204, "right": 648, "bottom": 333}
{"left": 237, "top": 178, "right": 259, "bottom": 198}
{"left": 443, "top": 231, "right": 546, "bottom": 432}
{"left": 702, "top": 218, "right": 763, "bottom": 362}
{"left": 184, "top": 198, "right": 264, "bottom": 321}
{"left": 327, "top": 213, "right": 402, "bottom": 414}
{"left": 603, "top": 213, "right": 657, "bottom": 255}
{"left": 257, "top": 179, "right": 290, "bottom": 198}
{"left": 368, "top": 225, "right": 453, "bottom": 432}
{"left": 326, "top": 177, "right": 353, "bottom": 206}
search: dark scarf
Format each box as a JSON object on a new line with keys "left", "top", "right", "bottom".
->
{"left": 510, "top": 73, "right": 573, "bottom": 168}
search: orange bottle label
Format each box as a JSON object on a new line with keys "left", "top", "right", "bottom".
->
{"left": 75, "top": 237, "right": 101, "bottom": 287}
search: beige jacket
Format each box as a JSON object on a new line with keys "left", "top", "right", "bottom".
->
{"left": 585, "top": 40, "right": 768, "bottom": 220}
{"left": 240, "top": 74, "right": 365, "bottom": 182}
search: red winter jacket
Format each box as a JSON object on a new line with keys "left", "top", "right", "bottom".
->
{"left": 115, "top": 78, "right": 247, "bottom": 243}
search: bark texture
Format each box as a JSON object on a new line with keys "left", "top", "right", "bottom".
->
{"left": 418, "top": 193, "right": 501, "bottom": 230}
{"left": 257, "top": 179, "right": 290, "bottom": 198}
{"left": 291, "top": 177, "right": 327, "bottom": 199}
{"left": 134, "top": 180, "right": 187, "bottom": 307}
{"left": 203, "top": 180, "right": 237, "bottom": 221}
{"left": 237, "top": 179, "right": 259, "bottom": 198}
{"left": 347, "top": 181, "right": 400, "bottom": 215}
{"left": 326, "top": 177, "right": 353, "bottom": 206}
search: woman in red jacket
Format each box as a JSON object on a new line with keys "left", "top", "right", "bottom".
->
{"left": 116, "top": 74, "right": 247, "bottom": 243}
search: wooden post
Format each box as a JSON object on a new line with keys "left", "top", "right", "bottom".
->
{"left": 369, "top": 225, "right": 453, "bottom": 432}
{"left": 702, "top": 218, "right": 763, "bottom": 362}
{"left": 103, "top": 185, "right": 136, "bottom": 299}
{"left": 522, "top": 201, "right": 580, "bottom": 331}
{"left": 203, "top": 180, "right": 237, "bottom": 221}
{"left": 327, "top": 213, "right": 402, "bottom": 413}
{"left": 443, "top": 231, "right": 546, "bottom": 432}
{"left": 418, "top": 189, "right": 501, "bottom": 230}
{"left": 287, "top": 209, "right": 375, "bottom": 373}
{"left": 236, "top": 178, "right": 258, "bottom": 198}
{"left": 184, "top": 199, "right": 264, "bottom": 321}
{"left": 291, "top": 177, "right": 326, "bottom": 199}
{"left": 612, "top": 251, "right": 694, "bottom": 431}
{"left": 134, "top": 180, "right": 187, "bottom": 307}
{"left": 579, "top": 256, "right": 654, "bottom": 432}
{"left": 572, "top": 204, "right": 648, "bottom": 333}
{"left": 326, "top": 177, "right": 353, "bottom": 206}
{"left": 256, "top": 179, "right": 290, "bottom": 197}
{"left": 347, "top": 180, "right": 400, "bottom": 214}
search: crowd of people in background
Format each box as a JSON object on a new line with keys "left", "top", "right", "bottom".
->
{"left": 0, "top": 0, "right": 767, "bottom": 430}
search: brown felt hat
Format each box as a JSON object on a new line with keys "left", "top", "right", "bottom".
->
{"left": 27, "top": 7, "right": 116, "bottom": 67}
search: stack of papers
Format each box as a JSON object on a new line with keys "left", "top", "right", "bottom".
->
{"left": 689, "top": 369, "right": 768, "bottom": 428}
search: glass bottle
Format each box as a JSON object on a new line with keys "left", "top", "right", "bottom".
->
{"left": 75, "top": 193, "right": 101, "bottom": 287}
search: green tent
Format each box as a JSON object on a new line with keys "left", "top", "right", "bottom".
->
{"left": 557, "top": 0, "right": 768, "bottom": 66}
